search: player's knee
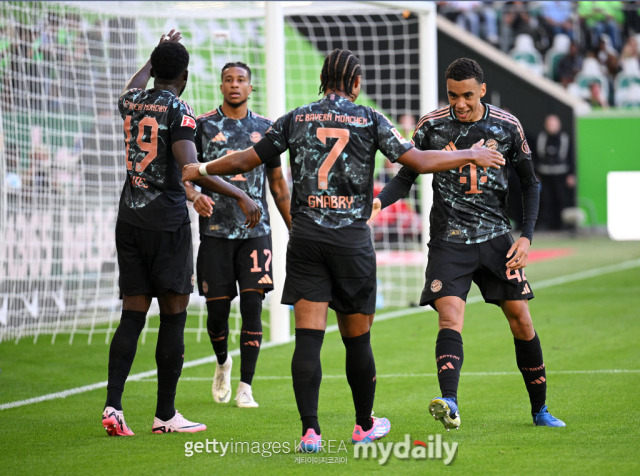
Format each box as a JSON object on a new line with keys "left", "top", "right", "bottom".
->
{"left": 206, "top": 298, "right": 231, "bottom": 322}
{"left": 240, "top": 291, "right": 263, "bottom": 330}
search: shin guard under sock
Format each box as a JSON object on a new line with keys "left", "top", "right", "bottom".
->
{"left": 291, "top": 328, "right": 324, "bottom": 436}
{"left": 206, "top": 299, "right": 231, "bottom": 365}
{"left": 105, "top": 310, "right": 147, "bottom": 410}
{"left": 514, "top": 331, "right": 546, "bottom": 415}
{"left": 435, "top": 328, "right": 464, "bottom": 402}
{"left": 342, "top": 331, "right": 376, "bottom": 431}
{"left": 239, "top": 291, "right": 263, "bottom": 385}
{"left": 155, "top": 311, "right": 187, "bottom": 421}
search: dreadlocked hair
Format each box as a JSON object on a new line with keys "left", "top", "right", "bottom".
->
{"left": 318, "top": 49, "right": 362, "bottom": 99}
{"left": 445, "top": 58, "right": 484, "bottom": 84}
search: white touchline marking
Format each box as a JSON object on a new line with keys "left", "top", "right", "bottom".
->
{"left": 2, "top": 258, "right": 640, "bottom": 411}
{"left": 136, "top": 369, "right": 640, "bottom": 382}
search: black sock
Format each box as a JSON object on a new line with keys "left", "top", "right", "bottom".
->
{"left": 155, "top": 311, "right": 187, "bottom": 421}
{"left": 514, "top": 331, "right": 546, "bottom": 415}
{"left": 342, "top": 331, "right": 376, "bottom": 431}
{"left": 435, "top": 328, "right": 463, "bottom": 402}
{"left": 105, "top": 310, "right": 146, "bottom": 410}
{"left": 207, "top": 299, "right": 230, "bottom": 365}
{"left": 291, "top": 328, "right": 324, "bottom": 436}
{"left": 239, "top": 291, "right": 263, "bottom": 385}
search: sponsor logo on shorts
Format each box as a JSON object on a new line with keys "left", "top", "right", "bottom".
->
{"left": 430, "top": 279, "right": 442, "bottom": 293}
{"left": 202, "top": 281, "right": 208, "bottom": 293}
{"left": 191, "top": 274, "right": 195, "bottom": 285}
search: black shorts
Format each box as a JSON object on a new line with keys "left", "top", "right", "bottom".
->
{"left": 196, "top": 234, "right": 273, "bottom": 299}
{"left": 116, "top": 219, "right": 194, "bottom": 297}
{"left": 282, "top": 236, "right": 377, "bottom": 315}
{"left": 420, "top": 233, "right": 534, "bottom": 309}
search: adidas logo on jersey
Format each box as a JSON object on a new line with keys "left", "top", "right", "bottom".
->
{"left": 211, "top": 132, "right": 227, "bottom": 142}
{"left": 258, "top": 275, "right": 272, "bottom": 284}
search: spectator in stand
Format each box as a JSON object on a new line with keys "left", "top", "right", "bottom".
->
{"left": 596, "top": 36, "right": 621, "bottom": 105}
{"left": 620, "top": 35, "right": 640, "bottom": 61}
{"left": 557, "top": 41, "right": 584, "bottom": 88}
{"left": 440, "top": 1, "right": 500, "bottom": 46}
{"left": 540, "top": 1, "right": 576, "bottom": 41}
{"left": 578, "top": 1, "right": 624, "bottom": 52}
{"left": 588, "top": 80, "right": 609, "bottom": 108}
{"left": 500, "top": 1, "right": 535, "bottom": 51}
{"left": 533, "top": 114, "right": 575, "bottom": 231}
{"left": 623, "top": 1, "right": 640, "bottom": 38}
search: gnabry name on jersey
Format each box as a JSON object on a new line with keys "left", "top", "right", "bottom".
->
{"left": 308, "top": 195, "right": 354, "bottom": 209}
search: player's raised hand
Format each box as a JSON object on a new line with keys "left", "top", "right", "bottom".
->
{"left": 183, "top": 163, "right": 202, "bottom": 183}
{"left": 470, "top": 139, "right": 505, "bottom": 169}
{"left": 159, "top": 29, "right": 182, "bottom": 45}
{"left": 368, "top": 197, "right": 382, "bottom": 224}
{"left": 236, "top": 195, "right": 262, "bottom": 229}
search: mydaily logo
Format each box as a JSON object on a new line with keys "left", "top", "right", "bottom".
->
{"left": 353, "top": 434, "right": 458, "bottom": 465}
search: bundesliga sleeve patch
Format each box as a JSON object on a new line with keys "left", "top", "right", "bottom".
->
{"left": 391, "top": 128, "right": 408, "bottom": 143}
{"left": 181, "top": 115, "right": 196, "bottom": 129}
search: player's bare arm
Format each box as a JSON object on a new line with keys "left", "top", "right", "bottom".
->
{"left": 121, "top": 29, "right": 182, "bottom": 94}
{"left": 506, "top": 236, "right": 531, "bottom": 270}
{"left": 267, "top": 166, "right": 292, "bottom": 231}
{"left": 182, "top": 147, "right": 263, "bottom": 182}
{"left": 397, "top": 139, "right": 504, "bottom": 174}
{"left": 184, "top": 181, "right": 214, "bottom": 218}
{"left": 174, "top": 140, "right": 261, "bottom": 228}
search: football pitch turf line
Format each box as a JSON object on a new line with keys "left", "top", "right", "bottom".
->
{"left": 2, "top": 257, "right": 639, "bottom": 412}
{"left": 145, "top": 368, "right": 640, "bottom": 382}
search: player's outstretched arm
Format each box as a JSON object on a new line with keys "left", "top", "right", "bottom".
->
{"left": 397, "top": 139, "right": 505, "bottom": 174}
{"left": 267, "top": 166, "right": 292, "bottom": 231}
{"left": 368, "top": 165, "right": 419, "bottom": 223}
{"left": 121, "top": 29, "right": 182, "bottom": 94}
{"left": 174, "top": 140, "right": 261, "bottom": 228}
{"left": 182, "top": 147, "right": 262, "bottom": 182}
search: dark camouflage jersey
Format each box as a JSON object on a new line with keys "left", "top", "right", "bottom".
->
{"left": 117, "top": 88, "right": 197, "bottom": 231}
{"left": 195, "top": 107, "right": 278, "bottom": 240}
{"left": 261, "top": 93, "right": 412, "bottom": 244}
{"left": 382, "top": 103, "right": 534, "bottom": 245}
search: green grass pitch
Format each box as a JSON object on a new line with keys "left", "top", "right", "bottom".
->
{"left": 1, "top": 235, "right": 639, "bottom": 475}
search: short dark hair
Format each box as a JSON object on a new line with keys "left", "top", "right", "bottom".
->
{"left": 150, "top": 41, "right": 189, "bottom": 81}
{"left": 221, "top": 62, "right": 252, "bottom": 81}
{"left": 319, "top": 49, "right": 361, "bottom": 99}
{"left": 445, "top": 58, "right": 484, "bottom": 84}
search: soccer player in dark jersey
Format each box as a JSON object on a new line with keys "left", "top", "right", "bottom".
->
{"left": 102, "top": 30, "right": 261, "bottom": 437}
{"left": 370, "top": 58, "right": 565, "bottom": 429}
{"left": 190, "top": 62, "right": 291, "bottom": 409}
{"left": 183, "top": 49, "right": 505, "bottom": 451}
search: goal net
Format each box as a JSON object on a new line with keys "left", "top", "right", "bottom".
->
{"left": 0, "top": 1, "right": 433, "bottom": 344}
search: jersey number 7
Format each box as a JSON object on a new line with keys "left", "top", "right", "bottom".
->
{"left": 316, "top": 128, "right": 349, "bottom": 190}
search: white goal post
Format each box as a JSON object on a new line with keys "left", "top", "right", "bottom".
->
{"left": 0, "top": 1, "right": 436, "bottom": 344}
